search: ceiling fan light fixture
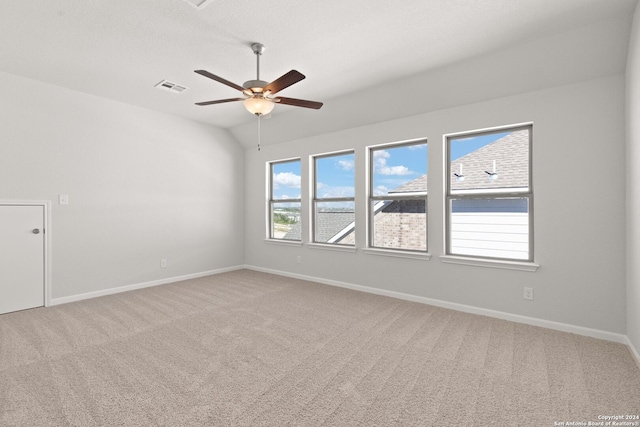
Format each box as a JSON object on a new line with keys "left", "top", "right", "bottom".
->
{"left": 244, "top": 97, "right": 274, "bottom": 116}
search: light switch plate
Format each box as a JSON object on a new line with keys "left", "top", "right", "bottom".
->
{"left": 59, "top": 194, "right": 69, "bottom": 205}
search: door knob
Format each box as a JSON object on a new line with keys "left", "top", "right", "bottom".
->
{"left": 32, "top": 229, "right": 40, "bottom": 234}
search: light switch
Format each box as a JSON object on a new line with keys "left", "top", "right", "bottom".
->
{"left": 59, "top": 194, "right": 69, "bottom": 205}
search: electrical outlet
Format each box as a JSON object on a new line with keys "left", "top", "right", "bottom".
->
{"left": 296, "top": 256, "right": 301, "bottom": 264}
{"left": 523, "top": 287, "right": 534, "bottom": 301}
{"left": 161, "top": 259, "right": 167, "bottom": 268}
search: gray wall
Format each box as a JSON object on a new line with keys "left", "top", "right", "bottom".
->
{"left": 1, "top": 16, "right": 635, "bottom": 351}
{"left": 0, "top": 71, "right": 244, "bottom": 300}
{"left": 627, "top": 3, "right": 640, "bottom": 356}
{"left": 245, "top": 74, "right": 627, "bottom": 335}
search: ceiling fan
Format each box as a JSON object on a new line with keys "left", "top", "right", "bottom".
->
{"left": 194, "top": 43, "right": 323, "bottom": 116}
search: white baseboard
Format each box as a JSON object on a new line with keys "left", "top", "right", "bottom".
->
{"left": 49, "top": 265, "right": 245, "bottom": 306}
{"left": 627, "top": 336, "right": 640, "bottom": 370}
{"left": 245, "top": 265, "right": 630, "bottom": 345}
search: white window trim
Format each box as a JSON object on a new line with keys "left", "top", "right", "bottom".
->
{"left": 264, "top": 238, "right": 303, "bottom": 247}
{"left": 268, "top": 158, "right": 302, "bottom": 242}
{"left": 444, "top": 123, "right": 534, "bottom": 264}
{"left": 363, "top": 247, "right": 431, "bottom": 260}
{"left": 440, "top": 255, "right": 539, "bottom": 272}
{"left": 308, "top": 242, "right": 357, "bottom": 253}
{"left": 311, "top": 150, "right": 356, "bottom": 246}
{"left": 367, "top": 138, "right": 429, "bottom": 253}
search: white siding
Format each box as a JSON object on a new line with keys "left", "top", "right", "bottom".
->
{"left": 450, "top": 213, "right": 529, "bottom": 259}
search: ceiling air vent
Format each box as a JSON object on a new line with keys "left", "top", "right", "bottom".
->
{"left": 155, "top": 80, "right": 188, "bottom": 94}
{"left": 182, "top": 0, "right": 213, "bottom": 9}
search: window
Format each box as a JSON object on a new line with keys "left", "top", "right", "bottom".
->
{"left": 268, "top": 159, "right": 301, "bottom": 241}
{"left": 312, "top": 151, "right": 355, "bottom": 245}
{"left": 368, "top": 140, "right": 428, "bottom": 251}
{"left": 445, "top": 125, "right": 532, "bottom": 261}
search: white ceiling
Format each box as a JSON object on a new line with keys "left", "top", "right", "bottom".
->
{"left": 0, "top": 0, "right": 637, "bottom": 148}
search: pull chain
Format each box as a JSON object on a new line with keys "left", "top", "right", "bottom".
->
{"left": 257, "top": 113, "right": 261, "bottom": 151}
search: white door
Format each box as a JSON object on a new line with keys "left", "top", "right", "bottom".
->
{"left": 0, "top": 205, "right": 44, "bottom": 314}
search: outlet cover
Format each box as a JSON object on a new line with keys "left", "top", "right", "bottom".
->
{"left": 523, "top": 287, "right": 534, "bottom": 301}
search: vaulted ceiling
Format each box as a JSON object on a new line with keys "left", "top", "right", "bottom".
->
{"left": 1, "top": 0, "right": 637, "bottom": 147}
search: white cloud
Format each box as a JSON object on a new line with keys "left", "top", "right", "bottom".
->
{"left": 273, "top": 172, "right": 301, "bottom": 188}
{"left": 373, "top": 150, "right": 414, "bottom": 176}
{"left": 373, "top": 185, "right": 389, "bottom": 196}
{"left": 377, "top": 165, "right": 412, "bottom": 175}
{"left": 337, "top": 159, "right": 354, "bottom": 171}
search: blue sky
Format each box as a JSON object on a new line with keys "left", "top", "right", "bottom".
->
{"left": 272, "top": 160, "right": 301, "bottom": 200}
{"left": 316, "top": 153, "right": 355, "bottom": 198}
{"left": 271, "top": 132, "right": 508, "bottom": 200}
{"left": 372, "top": 143, "right": 426, "bottom": 195}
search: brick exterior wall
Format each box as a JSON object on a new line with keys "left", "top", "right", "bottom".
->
{"left": 372, "top": 200, "right": 426, "bottom": 251}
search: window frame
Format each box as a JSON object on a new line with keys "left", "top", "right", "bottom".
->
{"left": 367, "top": 138, "right": 429, "bottom": 253}
{"left": 444, "top": 123, "right": 534, "bottom": 263}
{"left": 311, "top": 150, "right": 356, "bottom": 246}
{"left": 267, "top": 158, "right": 302, "bottom": 242}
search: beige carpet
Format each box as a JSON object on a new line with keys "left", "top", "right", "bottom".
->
{"left": 1, "top": 269, "right": 638, "bottom": 426}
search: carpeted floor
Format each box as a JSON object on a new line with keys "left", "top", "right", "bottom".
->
{"left": 1, "top": 269, "right": 639, "bottom": 426}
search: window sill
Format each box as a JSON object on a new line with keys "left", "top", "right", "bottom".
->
{"left": 307, "top": 243, "right": 357, "bottom": 253}
{"left": 439, "top": 255, "right": 539, "bottom": 272}
{"left": 363, "top": 248, "right": 431, "bottom": 260}
{"left": 264, "top": 239, "right": 302, "bottom": 247}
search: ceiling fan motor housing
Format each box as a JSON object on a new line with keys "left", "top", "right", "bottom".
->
{"left": 243, "top": 80, "right": 268, "bottom": 93}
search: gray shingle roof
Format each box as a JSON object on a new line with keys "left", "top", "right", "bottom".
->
{"left": 284, "top": 211, "right": 355, "bottom": 242}
{"left": 389, "top": 128, "right": 529, "bottom": 194}
{"left": 390, "top": 174, "right": 427, "bottom": 194}
{"left": 451, "top": 129, "right": 529, "bottom": 191}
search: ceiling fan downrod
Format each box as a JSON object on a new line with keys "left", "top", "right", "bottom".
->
{"left": 242, "top": 43, "right": 269, "bottom": 97}
{"left": 251, "top": 43, "right": 264, "bottom": 81}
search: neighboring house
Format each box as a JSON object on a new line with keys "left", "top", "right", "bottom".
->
{"left": 449, "top": 129, "right": 530, "bottom": 259}
{"left": 286, "top": 130, "right": 528, "bottom": 256}
{"left": 368, "top": 175, "right": 428, "bottom": 250}
{"left": 450, "top": 130, "right": 528, "bottom": 192}
{"left": 284, "top": 211, "right": 355, "bottom": 243}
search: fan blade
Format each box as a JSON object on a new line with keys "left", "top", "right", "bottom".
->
{"left": 263, "top": 70, "right": 305, "bottom": 95}
{"left": 275, "top": 96, "right": 323, "bottom": 109}
{"left": 194, "top": 70, "right": 246, "bottom": 92}
{"left": 195, "top": 98, "right": 245, "bottom": 106}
